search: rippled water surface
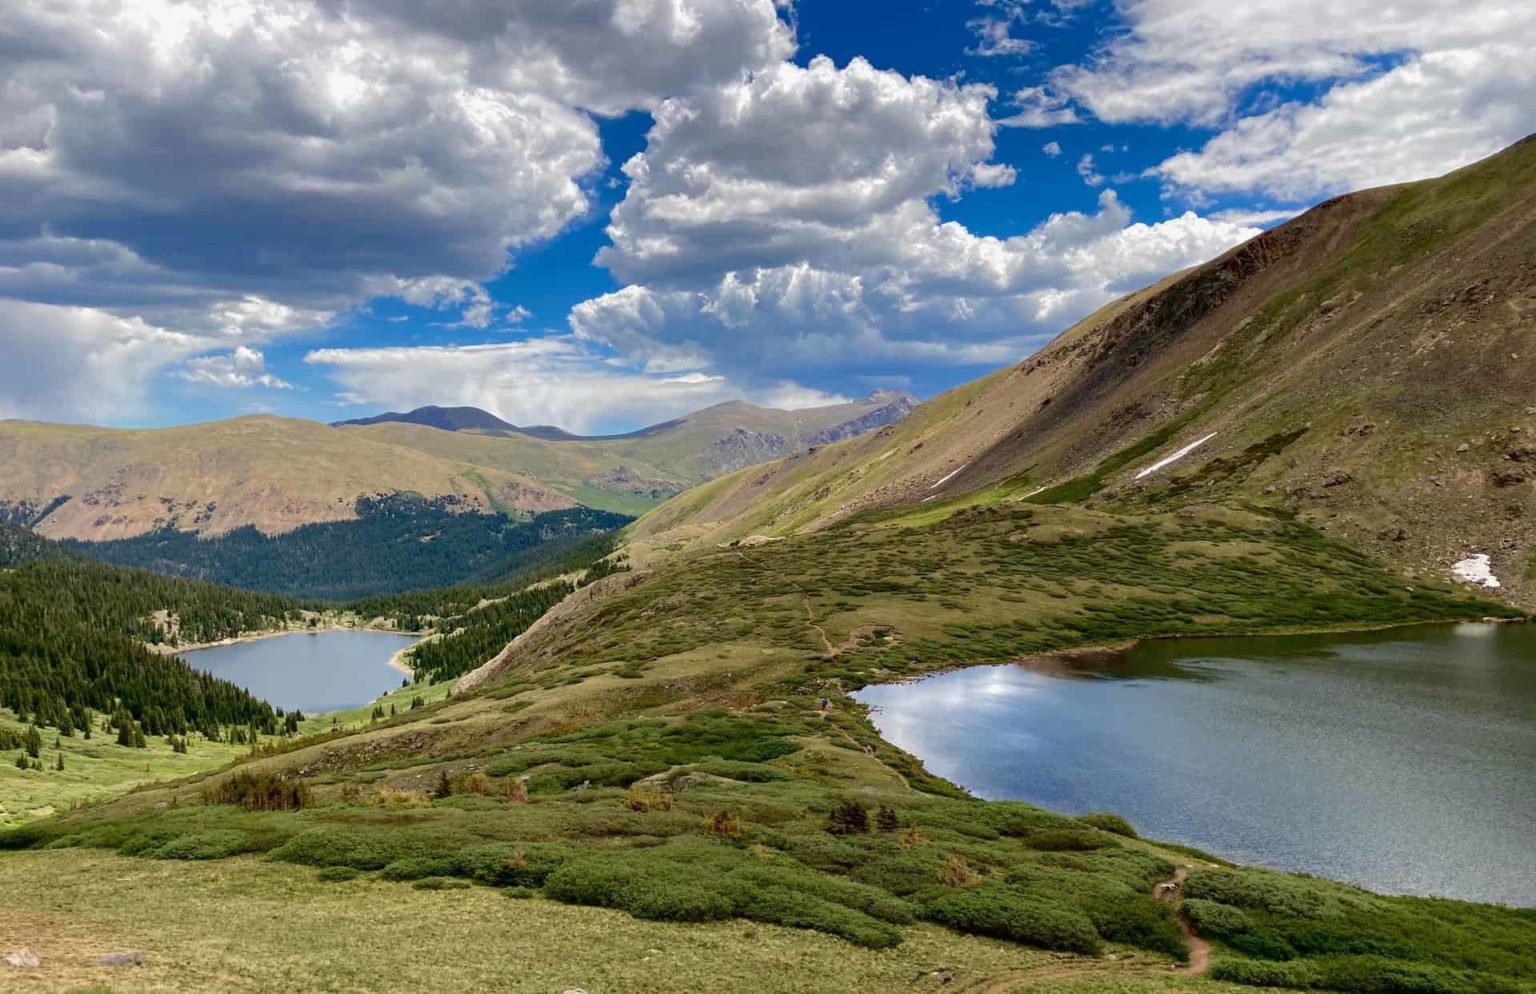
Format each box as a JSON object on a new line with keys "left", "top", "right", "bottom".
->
{"left": 181, "top": 630, "right": 418, "bottom": 713}
{"left": 854, "top": 623, "right": 1536, "bottom": 905}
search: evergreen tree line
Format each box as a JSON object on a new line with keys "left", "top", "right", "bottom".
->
{"left": 0, "top": 525, "right": 299, "bottom": 734}
{"left": 0, "top": 522, "right": 625, "bottom": 742}
{"left": 67, "top": 496, "right": 631, "bottom": 600}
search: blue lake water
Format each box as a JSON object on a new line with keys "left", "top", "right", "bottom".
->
{"left": 854, "top": 623, "right": 1536, "bottom": 906}
{"left": 180, "top": 630, "right": 418, "bottom": 713}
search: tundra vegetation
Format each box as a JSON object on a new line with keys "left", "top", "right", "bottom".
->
{"left": 4, "top": 500, "right": 1530, "bottom": 994}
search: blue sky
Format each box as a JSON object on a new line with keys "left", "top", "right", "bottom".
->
{"left": 2, "top": 0, "right": 1530, "bottom": 433}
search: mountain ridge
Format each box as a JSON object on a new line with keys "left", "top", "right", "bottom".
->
{"left": 0, "top": 392, "right": 918, "bottom": 540}
{"left": 631, "top": 136, "right": 1536, "bottom": 606}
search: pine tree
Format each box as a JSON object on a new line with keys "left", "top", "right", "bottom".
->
{"left": 432, "top": 769, "right": 453, "bottom": 799}
{"left": 23, "top": 724, "right": 42, "bottom": 759}
{"left": 117, "top": 721, "right": 134, "bottom": 747}
{"left": 54, "top": 753, "right": 64, "bottom": 771}
{"left": 14, "top": 753, "right": 26, "bottom": 770}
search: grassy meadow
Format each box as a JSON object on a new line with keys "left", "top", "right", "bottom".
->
{"left": 0, "top": 676, "right": 454, "bottom": 830}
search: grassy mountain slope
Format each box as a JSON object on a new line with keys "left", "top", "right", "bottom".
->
{"left": 634, "top": 137, "right": 1536, "bottom": 605}
{"left": 0, "top": 393, "right": 916, "bottom": 538}
{"left": 342, "top": 391, "right": 918, "bottom": 514}
{"left": 0, "top": 415, "right": 572, "bottom": 540}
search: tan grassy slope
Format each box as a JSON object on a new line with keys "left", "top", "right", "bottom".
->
{"left": 633, "top": 135, "right": 1536, "bottom": 606}
{"left": 341, "top": 391, "right": 918, "bottom": 514}
{"left": 0, "top": 393, "right": 915, "bottom": 537}
{"left": 0, "top": 416, "right": 571, "bottom": 540}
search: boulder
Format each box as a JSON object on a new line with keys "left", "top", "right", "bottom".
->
{"left": 96, "top": 952, "right": 146, "bottom": 967}
{"left": 3, "top": 949, "right": 40, "bottom": 968}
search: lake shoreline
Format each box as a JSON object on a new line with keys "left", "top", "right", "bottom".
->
{"left": 851, "top": 614, "right": 1530, "bottom": 691}
{"left": 153, "top": 623, "right": 428, "bottom": 661}
{"left": 854, "top": 617, "right": 1536, "bottom": 907}
{"left": 173, "top": 629, "right": 426, "bottom": 716}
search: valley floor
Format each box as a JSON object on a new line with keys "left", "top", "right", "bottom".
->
{"left": 0, "top": 850, "right": 1227, "bottom": 994}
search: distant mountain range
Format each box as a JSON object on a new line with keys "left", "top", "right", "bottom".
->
{"left": 635, "top": 136, "right": 1536, "bottom": 607}
{"left": 0, "top": 391, "right": 916, "bottom": 541}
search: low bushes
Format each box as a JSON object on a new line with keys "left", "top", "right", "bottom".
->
{"left": 541, "top": 844, "right": 907, "bottom": 948}
{"left": 1188, "top": 868, "right": 1536, "bottom": 991}
{"left": 1211, "top": 955, "right": 1527, "bottom": 994}
{"left": 1085, "top": 894, "right": 1187, "bottom": 961}
{"left": 316, "top": 866, "right": 361, "bottom": 882}
{"left": 1076, "top": 812, "right": 1138, "bottom": 838}
{"left": 150, "top": 830, "right": 256, "bottom": 861}
{"left": 923, "top": 885, "right": 1102, "bottom": 955}
{"left": 269, "top": 827, "right": 430, "bottom": 870}
{"left": 1024, "top": 828, "right": 1116, "bottom": 852}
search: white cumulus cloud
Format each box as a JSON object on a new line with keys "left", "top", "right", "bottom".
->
{"left": 1042, "top": 0, "right": 1536, "bottom": 201}
{"left": 179, "top": 347, "right": 292, "bottom": 390}
{"left": 0, "top": 0, "right": 793, "bottom": 421}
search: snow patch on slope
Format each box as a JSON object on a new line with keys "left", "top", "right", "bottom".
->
{"left": 1452, "top": 554, "right": 1501, "bottom": 589}
{"left": 1134, "top": 433, "right": 1218, "bottom": 481}
{"left": 929, "top": 463, "right": 970, "bottom": 490}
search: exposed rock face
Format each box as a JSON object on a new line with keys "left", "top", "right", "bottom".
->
{"left": 3, "top": 949, "right": 40, "bottom": 968}
{"left": 698, "top": 393, "right": 920, "bottom": 476}
{"left": 804, "top": 392, "right": 919, "bottom": 446}
{"left": 700, "top": 429, "right": 796, "bottom": 476}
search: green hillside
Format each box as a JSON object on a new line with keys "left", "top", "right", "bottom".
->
{"left": 633, "top": 137, "right": 1536, "bottom": 608}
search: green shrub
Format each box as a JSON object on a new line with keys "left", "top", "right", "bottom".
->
{"left": 1076, "top": 812, "right": 1138, "bottom": 838}
{"left": 1182, "top": 898, "right": 1254, "bottom": 938}
{"left": 686, "top": 760, "right": 792, "bottom": 782}
{"left": 150, "top": 831, "right": 253, "bottom": 861}
{"left": 269, "top": 828, "right": 433, "bottom": 870}
{"left": 316, "top": 866, "right": 361, "bottom": 882}
{"left": 1025, "top": 829, "right": 1116, "bottom": 852}
{"left": 543, "top": 855, "right": 734, "bottom": 923}
{"left": 381, "top": 856, "right": 456, "bottom": 881}
{"left": 735, "top": 886, "right": 902, "bottom": 949}
{"left": 1084, "top": 894, "right": 1187, "bottom": 961}
{"left": 454, "top": 843, "right": 572, "bottom": 887}
{"left": 1229, "top": 927, "right": 1301, "bottom": 961}
{"left": 412, "top": 877, "right": 473, "bottom": 891}
{"left": 923, "top": 886, "right": 1101, "bottom": 955}
{"left": 1210, "top": 958, "right": 1323, "bottom": 987}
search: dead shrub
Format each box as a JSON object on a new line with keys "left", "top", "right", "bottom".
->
{"left": 454, "top": 772, "right": 495, "bottom": 796}
{"left": 704, "top": 809, "right": 742, "bottom": 837}
{"left": 626, "top": 785, "right": 673, "bottom": 812}
{"left": 370, "top": 786, "right": 430, "bottom": 810}
{"left": 940, "top": 854, "right": 983, "bottom": 888}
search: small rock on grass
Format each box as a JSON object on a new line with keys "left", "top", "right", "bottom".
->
{"left": 96, "top": 952, "right": 146, "bottom": 966}
{"left": 3, "top": 948, "right": 40, "bottom": 968}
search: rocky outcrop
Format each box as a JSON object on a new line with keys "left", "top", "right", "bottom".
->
{"left": 804, "top": 392, "right": 919, "bottom": 446}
